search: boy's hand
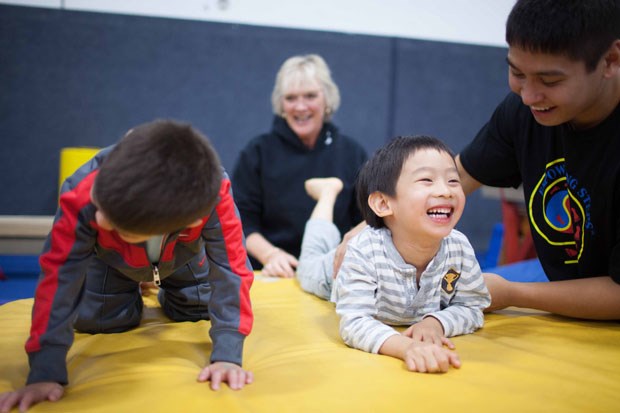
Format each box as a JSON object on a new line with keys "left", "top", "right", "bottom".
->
{"left": 197, "top": 361, "right": 254, "bottom": 391}
{"left": 402, "top": 317, "right": 455, "bottom": 349}
{"left": 403, "top": 341, "right": 461, "bottom": 373}
{"left": 0, "top": 382, "right": 64, "bottom": 412}
{"left": 139, "top": 281, "right": 159, "bottom": 297}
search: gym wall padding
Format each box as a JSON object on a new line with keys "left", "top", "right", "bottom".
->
{"left": 0, "top": 4, "right": 509, "bottom": 250}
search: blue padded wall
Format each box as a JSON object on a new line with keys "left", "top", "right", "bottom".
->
{"left": 0, "top": 4, "right": 509, "bottom": 250}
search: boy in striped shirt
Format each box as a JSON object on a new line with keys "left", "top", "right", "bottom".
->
{"left": 332, "top": 136, "right": 490, "bottom": 373}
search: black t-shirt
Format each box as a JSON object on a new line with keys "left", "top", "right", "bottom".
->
{"left": 460, "top": 93, "right": 620, "bottom": 283}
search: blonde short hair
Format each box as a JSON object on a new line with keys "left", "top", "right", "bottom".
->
{"left": 271, "top": 54, "right": 341, "bottom": 120}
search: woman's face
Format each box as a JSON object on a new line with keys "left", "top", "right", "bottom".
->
{"left": 281, "top": 76, "right": 327, "bottom": 148}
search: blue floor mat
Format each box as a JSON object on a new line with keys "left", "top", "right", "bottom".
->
{"left": 485, "top": 258, "right": 548, "bottom": 283}
{"left": 0, "top": 255, "right": 39, "bottom": 304}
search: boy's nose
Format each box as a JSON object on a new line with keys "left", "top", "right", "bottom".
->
{"left": 434, "top": 180, "right": 452, "bottom": 196}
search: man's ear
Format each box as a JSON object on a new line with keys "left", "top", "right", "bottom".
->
{"left": 368, "top": 192, "right": 393, "bottom": 218}
{"left": 603, "top": 39, "right": 620, "bottom": 77}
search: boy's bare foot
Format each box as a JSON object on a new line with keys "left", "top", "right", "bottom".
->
{"left": 304, "top": 178, "right": 343, "bottom": 201}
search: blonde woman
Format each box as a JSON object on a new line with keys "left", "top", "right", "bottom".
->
{"left": 232, "top": 54, "right": 367, "bottom": 278}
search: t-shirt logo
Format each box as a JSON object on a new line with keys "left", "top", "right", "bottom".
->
{"left": 529, "top": 158, "right": 591, "bottom": 264}
{"left": 441, "top": 268, "right": 461, "bottom": 294}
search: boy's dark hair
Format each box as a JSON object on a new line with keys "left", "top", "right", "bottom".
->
{"left": 94, "top": 119, "right": 222, "bottom": 234}
{"left": 506, "top": 0, "right": 620, "bottom": 72}
{"left": 356, "top": 135, "right": 455, "bottom": 229}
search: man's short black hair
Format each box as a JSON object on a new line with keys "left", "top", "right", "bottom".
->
{"left": 506, "top": 0, "right": 620, "bottom": 71}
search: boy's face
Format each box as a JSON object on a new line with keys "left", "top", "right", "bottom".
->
{"left": 507, "top": 45, "right": 613, "bottom": 129}
{"left": 94, "top": 210, "right": 203, "bottom": 244}
{"left": 385, "top": 149, "right": 465, "bottom": 241}
{"left": 95, "top": 210, "right": 155, "bottom": 243}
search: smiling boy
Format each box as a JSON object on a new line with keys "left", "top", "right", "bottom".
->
{"left": 334, "top": 136, "right": 490, "bottom": 373}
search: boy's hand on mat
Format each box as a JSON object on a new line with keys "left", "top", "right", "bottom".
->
{"left": 198, "top": 362, "right": 254, "bottom": 391}
{"left": 262, "top": 249, "right": 298, "bottom": 278}
{"left": 0, "top": 382, "right": 64, "bottom": 412}
{"left": 482, "top": 272, "right": 512, "bottom": 312}
{"left": 402, "top": 317, "right": 455, "bottom": 349}
{"left": 139, "top": 281, "right": 159, "bottom": 296}
{"left": 403, "top": 341, "right": 461, "bottom": 373}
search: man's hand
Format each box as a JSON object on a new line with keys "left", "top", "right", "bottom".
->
{"left": 197, "top": 361, "right": 254, "bottom": 391}
{"left": 0, "top": 382, "right": 64, "bottom": 413}
{"left": 332, "top": 222, "right": 366, "bottom": 277}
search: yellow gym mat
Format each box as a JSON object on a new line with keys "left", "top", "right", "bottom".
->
{"left": 1, "top": 277, "right": 619, "bottom": 412}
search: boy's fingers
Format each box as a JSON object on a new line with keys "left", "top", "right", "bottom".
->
{"left": 209, "top": 370, "right": 223, "bottom": 391}
{"left": 197, "top": 366, "right": 211, "bottom": 382}
{"left": 441, "top": 336, "right": 456, "bottom": 349}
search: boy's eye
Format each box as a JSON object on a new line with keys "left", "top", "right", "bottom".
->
{"left": 541, "top": 79, "right": 561, "bottom": 86}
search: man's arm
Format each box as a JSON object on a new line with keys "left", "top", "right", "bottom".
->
{"left": 455, "top": 155, "right": 483, "bottom": 195}
{"left": 484, "top": 273, "right": 620, "bottom": 320}
{"left": 332, "top": 221, "right": 366, "bottom": 277}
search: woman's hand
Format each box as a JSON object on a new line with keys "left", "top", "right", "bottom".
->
{"left": 261, "top": 248, "right": 299, "bottom": 278}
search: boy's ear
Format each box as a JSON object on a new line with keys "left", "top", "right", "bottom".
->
{"left": 186, "top": 218, "right": 204, "bottom": 228}
{"left": 368, "top": 192, "right": 393, "bottom": 218}
{"left": 95, "top": 210, "right": 114, "bottom": 231}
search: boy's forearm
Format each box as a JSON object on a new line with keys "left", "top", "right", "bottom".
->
{"left": 27, "top": 345, "right": 70, "bottom": 385}
{"left": 210, "top": 329, "right": 246, "bottom": 366}
{"left": 378, "top": 334, "right": 413, "bottom": 361}
{"left": 510, "top": 276, "right": 620, "bottom": 320}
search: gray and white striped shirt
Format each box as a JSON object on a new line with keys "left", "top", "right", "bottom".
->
{"left": 333, "top": 226, "right": 490, "bottom": 354}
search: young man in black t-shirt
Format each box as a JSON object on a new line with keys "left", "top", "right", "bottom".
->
{"left": 457, "top": 0, "right": 620, "bottom": 320}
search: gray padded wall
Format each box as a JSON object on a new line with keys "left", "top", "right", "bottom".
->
{"left": 1, "top": 4, "right": 510, "bottom": 251}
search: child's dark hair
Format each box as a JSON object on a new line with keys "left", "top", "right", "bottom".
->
{"left": 356, "top": 135, "right": 455, "bottom": 229}
{"left": 94, "top": 119, "right": 222, "bottom": 234}
{"left": 506, "top": 0, "right": 620, "bottom": 72}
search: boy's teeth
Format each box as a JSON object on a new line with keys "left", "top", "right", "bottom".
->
{"left": 428, "top": 208, "right": 451, "bottom": 216}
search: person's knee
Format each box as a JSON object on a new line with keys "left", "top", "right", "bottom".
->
{"left": 74, "top": 290, "right": 143, "bottom": 334}
{"left": 158, "top": 284, "right": 211, "bottom": 322}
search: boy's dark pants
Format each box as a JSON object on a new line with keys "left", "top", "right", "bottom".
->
{"left": 74, "top": 254, "right": 212, "bottom": 334}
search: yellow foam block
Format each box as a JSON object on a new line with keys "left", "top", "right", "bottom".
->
{"left": 1, "top": 277, "right": 619, "bottom": 412}
{"left": 59, "top": 147, "right": 100, "bottom": 192}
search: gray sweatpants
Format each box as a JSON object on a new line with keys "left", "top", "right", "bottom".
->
{"left": 296, "top": 219, "right": 340, "bottom": 300}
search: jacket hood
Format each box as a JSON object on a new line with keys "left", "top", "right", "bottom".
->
{"left": 271, "top": 115, "right": 339, "bottom": 152}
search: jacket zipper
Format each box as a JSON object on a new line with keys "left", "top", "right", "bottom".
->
{"left": 152, "top": 265, "right": 161, "bottom": 286}
{"left": 150, "top": 234, "right": 167, "bottom": 286}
